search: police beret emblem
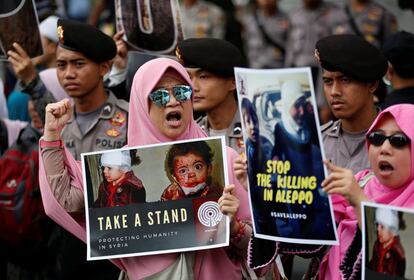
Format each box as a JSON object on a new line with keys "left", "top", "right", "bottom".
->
{"left": 57, "top": 25, "right": 65, "bottom": 44}
{"left": 314, "top": 49, "right": 321, "bottom": 64}
{"left": 57, "top": 25, "right": 64, "bottom": 44}
{"left": 175, "top": 46, "right": 184, "bottom": 64}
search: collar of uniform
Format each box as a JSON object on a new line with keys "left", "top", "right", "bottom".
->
{"left": 200, "top": 109, "right": 242, "bottom": 137}
{"left": 324, "top": 106, "right": 381, "bottom": 137}
{"left": 325, "top": 119, "right": 341, "bottom": 137}
{"left": 66, "top": 106, "right": 76, "bottom": 124}
{"left": 196, "top": 115, "right": 208, "bottom": 132}
{"left": 66, "top": 91, "right": 117, "bottom": 123}
{"left": 227, "top": 109, "right": 242, "bottom": 137}
{"left": 98, "top": 91, "right": 118, "bottom": 120}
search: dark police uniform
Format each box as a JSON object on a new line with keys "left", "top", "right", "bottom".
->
{"left": 176, "top": 38, "right": 246, "bottom": 154}
{"left": 315, "top": 34, "right": 387, "bottom": 173}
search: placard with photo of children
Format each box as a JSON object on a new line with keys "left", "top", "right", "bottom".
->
{"left": 115, "top": 0, "right": 184, "bottom": 55}
{"left": 235, "top": 67, "right": 338, "bottom": 245}
{"left": 362, "top": 201, "right": 414, "bottom": 280}
{"left": 0, "top": 0, "right": 43, "bottom": 60}
{"left": 81, "top": 136, "right": 229, "bottom": 260}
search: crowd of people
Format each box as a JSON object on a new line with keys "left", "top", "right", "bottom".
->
{"left": 1, "top": 0, "right": 414, "bottom": 280}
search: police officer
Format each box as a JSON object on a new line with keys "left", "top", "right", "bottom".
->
{"left": 284, "top": 0, "right": 344, "bottom": 70}
{"left": 335, "top": 0, "right": 397, "bottom": 49}
{"left": 45, "top": 19, "right": 125, "bottom": 280}
{"left": 284, "top": 0, "right": 346, "bottom": 121}
{"left": 381, "top": 31, "right": 414, "bottom": 108}
{"left": 316, "top": 34, "right": 388, "bottom": 173}
{"left": 176, "top": 38, "right": 246, "bottom": 154}
{"left": 54, "top": 19, "right": 129, "bottom": 160}
{"left": 240, "top": 0, "right": 289, "bottom": 69}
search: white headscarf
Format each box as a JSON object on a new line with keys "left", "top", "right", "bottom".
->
{"left": 101, "top": 150, "right": 132, "bottom": 172}
{"left": 281, "top": 80, "right": 308, "bottom": 141}
{"left": 376, "top": 207, "right": 399, "bottom": 235}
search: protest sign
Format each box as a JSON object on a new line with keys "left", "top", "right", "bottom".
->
{"left": 362, "top": 202, "right": 414, "bottom": 280}
{"left": 115, "top": 0, "right": 183, "bottom": 55}
{"left": 82, "top": 136, "right": 228, "bottom": 260}
{"left": 0, "top": 0, "right": 43, "bottom": 60}
{"left": 235, "top": 67, "right": 337, "bottom": 245}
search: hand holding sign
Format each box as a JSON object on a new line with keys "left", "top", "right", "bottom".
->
{"left": 7, "top": 42, "right": 37, "bottom": 85}
{"left": 112, "top": 31, "right": 128, "bottom": 70}
{"left": 233, "top": 155, "right": 248, "bottom": 191}
{"left": 218, "top": 184, "right": 240, "bottom": 232}
{"left": 322, "top": 159, "right": 368, "bottom": 207}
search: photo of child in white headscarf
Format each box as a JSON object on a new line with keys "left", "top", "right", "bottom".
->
{"left": 92, "top": 149, "right": 146, "bottom": 208}
{"left": 362, "top": 202, "right": 414, "bottom": 280}
{"left": 368, "top": 207, "right": 406, "bottom": 277}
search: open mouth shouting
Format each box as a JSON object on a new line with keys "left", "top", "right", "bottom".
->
{"left": 378, "top": 160, "right": 394, "bottom": 177}
{"left": 166, "top": 110, "right": 183, "bottom": 127}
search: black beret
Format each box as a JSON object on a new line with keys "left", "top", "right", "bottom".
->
{"left": 383, "top": 31, "right": 414, "bottom": 79}
{"left": 57, "top": 19, "right": 116, "bottom": 63}
{"left": 315, "top": 34, "right": 388, "bottom": 82}
{"left": 176, "top": 38, "right": 246, "bottom": 77}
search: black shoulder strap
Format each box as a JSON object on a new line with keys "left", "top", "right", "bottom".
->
{"left": 253, "top": 11, "right": 285, "bottom": 55}
{"left": 345, "top": 5, "right": 363, "bottom": 37}
{"left": 320, "top": 120, "right": 334, "bottom": 133}
{"left": 345, "top": 5, "right": 386, "bottom": 45}
{"left": 0, "top": 119, "right": 8, "bottom": 156}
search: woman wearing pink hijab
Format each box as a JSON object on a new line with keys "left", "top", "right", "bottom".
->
{"left": 318, "top": 103, "right": 414, "bottom": 279}
{"left": 38, "top": 58, "right": 251, "bottom": 279}
{"left": 247, "top": 104, "right": 414, "bottom": 279}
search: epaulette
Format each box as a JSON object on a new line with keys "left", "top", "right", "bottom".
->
{"left": 115, "top": 98, "right": 129, "bottom": 112}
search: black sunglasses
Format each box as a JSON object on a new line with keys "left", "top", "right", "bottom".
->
{"left": 149, "top": 85, "right": 192, "bottom": 107}
{"left": 366, "top": 131, "right": 410, "bottom": 148}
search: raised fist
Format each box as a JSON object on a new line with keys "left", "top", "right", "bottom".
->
{"left": 43, "top": 99, "right": 72, "bottom": 141}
